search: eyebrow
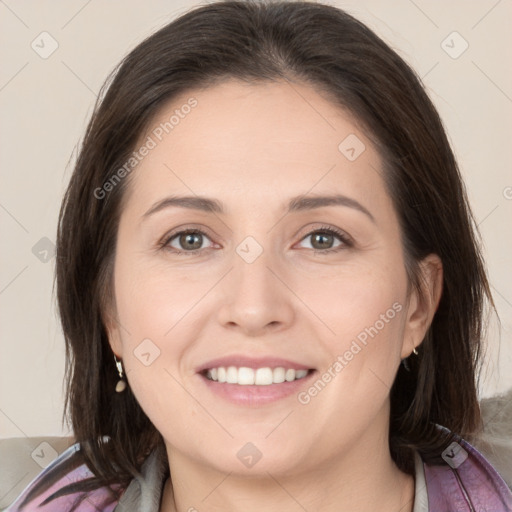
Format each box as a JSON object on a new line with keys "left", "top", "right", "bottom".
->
{"left": 143, "top": 194, "right": 375, "bottom": 223}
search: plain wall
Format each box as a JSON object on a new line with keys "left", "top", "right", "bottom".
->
{"left": 0, "top": 0, "right": 511, "bottom": 438}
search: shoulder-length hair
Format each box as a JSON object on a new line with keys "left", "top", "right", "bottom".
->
{"left": 55, "top": 0, "right": 492, "bottom": 499}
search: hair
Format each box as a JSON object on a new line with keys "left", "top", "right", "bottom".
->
{"left": 51, "top": 0, "right": 493, "bottom": 504}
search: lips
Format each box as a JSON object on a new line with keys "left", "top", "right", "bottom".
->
{"left": 198, "top": 360, "right": 318, "bottom": 406}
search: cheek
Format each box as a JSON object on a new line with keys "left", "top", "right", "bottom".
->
{"left": 111, "top": 260, "right": 214, "bottom": 400}
{"left": 114, "top": 259, "right": 209, "bottom": 340}
{"left": 309, "top": 263, "right": 408, "bottom": 387}
{"left": 295, "top": 285, "right": 406, "bottom": 443}
{"left": 309, "top": 264, "right": 406, "bottom": 340}
{"left": 111, "top": 265, "right": 200, "bottom": 427}
{"left": 334, "top": 301, "right": 405, "bottom": 382}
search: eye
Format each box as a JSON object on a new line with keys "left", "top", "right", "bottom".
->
{"left": 297, "top": 226, "right": 352, "bottom": 253}
{"left": 161, "top": 225, "right": 352, "bottom": 256}
{"left": 163, "top": 229, "right": 214, "bottom": 254}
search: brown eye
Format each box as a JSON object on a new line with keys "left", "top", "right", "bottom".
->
{"left": 310, "top": 232, "right": 336, "bottom": 250}
{"left": 179, "top": 232, "right": 203, "bottom": 250}
{"left": 165, "top": 230, "right": 212, "bottom": 253}
{"left": 297, "top": 227, "right": 352, "bottom": 253}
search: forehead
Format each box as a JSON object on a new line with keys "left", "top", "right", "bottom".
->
{"left": 124, "top": 79, "right": 391, "bottom": 217}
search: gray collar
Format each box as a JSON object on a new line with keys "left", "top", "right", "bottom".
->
{"left": 114, "top": 443, "right": 168, "bottom": 512}
{"left": 413, "top": 450, "right": 429, "bottom": 512}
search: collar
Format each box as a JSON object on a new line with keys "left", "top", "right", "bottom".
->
{"left": 115, "top": 442, "right": 168, "bottom": 511}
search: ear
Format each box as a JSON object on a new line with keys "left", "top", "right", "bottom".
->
{"left": 401, "top": 253, "right": 443, "bottom": 359}
{"left": 103, "top": 307, "right": 124, "bottom": 359}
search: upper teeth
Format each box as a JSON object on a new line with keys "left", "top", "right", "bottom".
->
{"left": 205, "top": 367, "right": 309, "bottom": 385}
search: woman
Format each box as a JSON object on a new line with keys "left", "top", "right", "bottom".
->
{"left": 7, "top": 0, "right": 512, "bottom": 510}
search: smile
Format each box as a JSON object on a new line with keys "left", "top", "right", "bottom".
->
{"left": 203, "top": 366, "right": 311, "bottom": 385}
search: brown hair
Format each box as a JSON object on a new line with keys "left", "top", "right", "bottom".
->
{"left": 51, "top": 0, "right": 492, "bottom": 504}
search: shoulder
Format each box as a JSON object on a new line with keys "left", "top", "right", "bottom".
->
{"left": 422, "top": 428, "right": 512, "bottom": 511}
{"left": 5, "top": 442, "right": 123, "bottom": 512}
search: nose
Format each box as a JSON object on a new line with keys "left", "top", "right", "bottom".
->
{"left": 216, "top": 245, "right": 295, "bottom": 336}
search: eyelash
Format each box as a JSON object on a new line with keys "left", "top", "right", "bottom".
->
{"left": 160, "top": 225, "right": 353, "bottom": 256}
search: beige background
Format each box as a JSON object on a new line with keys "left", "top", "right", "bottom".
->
{"left": 0, "top": 0, "right": 511, "bottom": 439}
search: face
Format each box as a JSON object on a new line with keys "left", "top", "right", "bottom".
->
{"left": 107, "top": 79, "right": 436, "bottom": 478}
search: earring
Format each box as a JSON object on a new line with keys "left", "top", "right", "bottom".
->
{"left": 402, "top": 346, "right": 418, "bottom": 372}
{"left": 114, "top": 355, "right": 127, "bottom": 392}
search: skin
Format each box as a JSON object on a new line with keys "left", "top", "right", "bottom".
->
{"left": 106, "top": 79, "right": 443, "bottom": 512}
